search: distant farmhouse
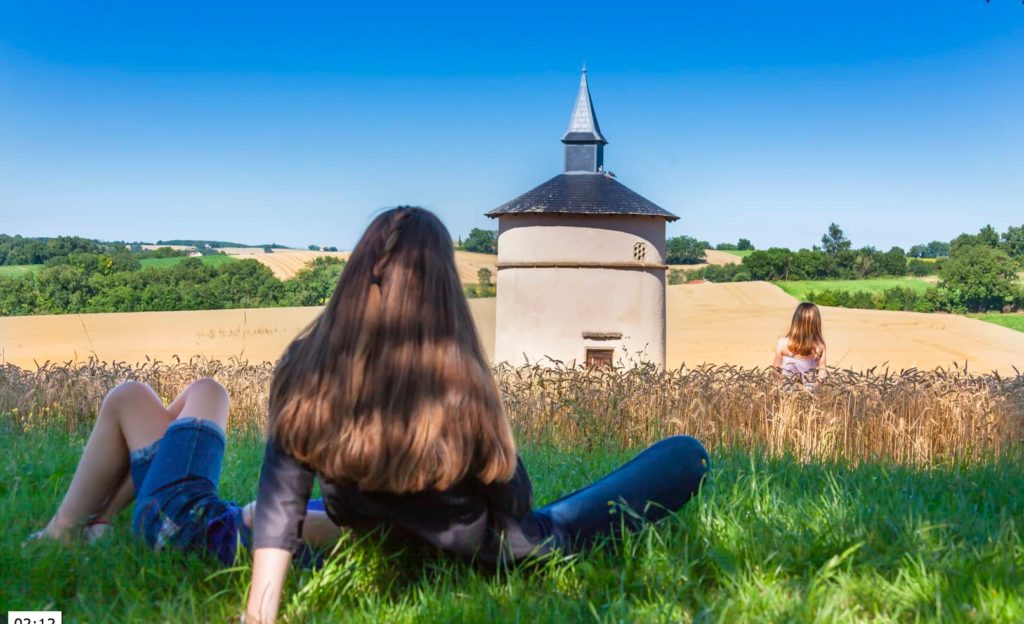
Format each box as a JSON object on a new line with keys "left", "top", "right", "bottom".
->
{"left": 487, "top": 69, "right": 679, "bottom": 368}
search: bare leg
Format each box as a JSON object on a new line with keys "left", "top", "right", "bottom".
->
{"left": 92, "top": 379, "right": 224, "bottom": 523}
{"left": 94, "top": 474, "right": 135, "bottom": 523}
{"left": 41, "top": 381, "right": 173, "bottom": 540}
{"left": 170, "top": 377, "right": 229, "bottom": 431}
{"left": 39, "top": 378, "right": 227, "bottom": 541}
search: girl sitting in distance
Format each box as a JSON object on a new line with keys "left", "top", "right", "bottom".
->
{"left": 773, "top": 302, "right": 828, "bottom": 382}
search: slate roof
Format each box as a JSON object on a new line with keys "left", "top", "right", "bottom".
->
{"left": 562, "top": 69, "right": 606, "bottom": 144}
{"left": 487, "top": 173, "right": 679, "bottom": 221}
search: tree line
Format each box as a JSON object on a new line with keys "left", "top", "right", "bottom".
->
{"left": 670, "top": 223, "right": 1024, "bottom": 313}
{"left": 0, "top": 251, "right": 345, "bottom": 316}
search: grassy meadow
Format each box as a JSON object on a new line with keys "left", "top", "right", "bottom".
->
{"left": 0, "top": 255, "right": 235, "bottom": 277}
{"left": 138, "top": 255, "right": 238, "bottom": 269}
{"left": 3, "top": 360, "right": 1023, "bottom": 622}
{"left": 0, "top": 264, "right": 43, "bottom": 277}
{"left": 773, "top": 277, "right": 933, "bottom": 301}
{"left": 718, "top": 249, "right": 754, "bottom": 258}
{"left": 971, "top": 313, "right": 1024, "bottom": 334}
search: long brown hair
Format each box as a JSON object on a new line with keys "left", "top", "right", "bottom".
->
{"left": 786, "top": 302, "right": 825, "bottom": 357}
{"left": 269, "top": 207, "right": 517, "bottom": 493}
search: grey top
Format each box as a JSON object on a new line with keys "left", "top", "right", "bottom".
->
{"left": 254, "top": 438, "right": 545, "bottom": 562}
{"left": 780, "top": 355, "right": 819, "bottom": 377}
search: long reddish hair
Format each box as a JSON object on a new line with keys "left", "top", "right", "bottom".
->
{"left": 786, "top": 302, "right": 825, "bottom": 357}
{"left": 268, "top": 207, "right": 517, "bottom": 493}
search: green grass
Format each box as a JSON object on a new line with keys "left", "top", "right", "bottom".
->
{"left": 773, "top": 277, "right": 933, "bottom": 300}
{"left": 969, "top": 313, "right": 1024, "bottom": 334}
{"left": 0, "top": 264, "right": 42, "bottom": 277}
{"left": 0, "top": 257, "right": 237, "bottom": 277}
{"left": 716, "top": 249, "right": 754, "bottom": 258}
{"left": 4, "top": 424, "right": 1022, "bottom": 622}
{"left": 139, "top": 255, "right": 237, "bottom": 269}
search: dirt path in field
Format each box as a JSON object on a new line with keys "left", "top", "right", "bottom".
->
{"left": 2, "top": 283, "right": 1021, "bottom": 373}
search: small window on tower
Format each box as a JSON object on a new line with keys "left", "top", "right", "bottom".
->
{"left": 633, "top": 242, "right": 647, "bottom": 262}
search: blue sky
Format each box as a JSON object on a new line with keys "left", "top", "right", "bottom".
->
{"left": 2, "top": 1, "right": 1022, "bottom": 251}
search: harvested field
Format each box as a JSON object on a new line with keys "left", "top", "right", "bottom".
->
{"left": 221, "top": 247, "right": 497, "bottom": 284}
{"left": 667, "top": 282, "right": 1024, "bottom": 374}
{"left": 3, "top": 282, "right": 1023, "bottom": 374}
{"left": 702, "top": 249, "right": 744, "bottom": 265}
{"left": 0, "top": 299, "right": 496, "bottom": 368}
{"left": 221, "top": 248, "right": 350, "bottom": 279}
{"left": 137, "top": 244, "right": 195, "bottom": 251}
{"left": 671, "top": 249, "right": 743, "bottom": 269}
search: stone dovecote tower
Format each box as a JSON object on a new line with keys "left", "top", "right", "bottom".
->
{"left": 486, "top": 69, "right": 679, "bottom": 368}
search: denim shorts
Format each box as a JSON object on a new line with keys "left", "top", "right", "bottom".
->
{"left": 130, "top": 417, "right": 248, "bottom": 563}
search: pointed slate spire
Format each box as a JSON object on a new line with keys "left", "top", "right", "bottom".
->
{"left": 562, "top": 67, "right": 607, "bottom": 145}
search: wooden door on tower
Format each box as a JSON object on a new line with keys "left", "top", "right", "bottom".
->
{"left": 586, "top": 348, "right": 614, "bottom": 368}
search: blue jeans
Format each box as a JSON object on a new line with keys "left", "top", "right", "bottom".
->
{"left": 531, "top": 435, "right": 709, "bottom": 552}
{"left": 130, "top": 417, "right": 241, "bottom": 560}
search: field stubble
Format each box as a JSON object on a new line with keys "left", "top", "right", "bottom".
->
{"left": 3, "top": 358, "right": 1022, "bottom": 465}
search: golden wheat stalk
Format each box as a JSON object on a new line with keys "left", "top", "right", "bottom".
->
{"left": 2, "top": 358, "right": 1021, "bottom": 464}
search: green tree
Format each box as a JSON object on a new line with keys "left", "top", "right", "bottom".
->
{"left": 150, "top": 247, "right": 184, "bottom": 259}
{"left": 1000, "top": 225, "right": 1024, "bottom": 260}
{"left": 951, "top": 226, "right": 1000, "bottom": 255}
{"left": 790, "top": 249, "right": 835, "bottom": 280}
{"left": 665, "top": 236, "right": 707, "bottom": 264}
{"left": 212, "top": 260, "right": 285, "bottom": 308}
{"left": 940, "top": 244, "right": 1019, "bottom": 312}
{"left": 742, "top": 248, "right": 795, "bottom": 280}
{"left": 34, "top": 264, "right": 93, "bottom": 313}
{"left": 908, "top": 258, "right": 939, "bottom": 277}
{"left": 477, "top": 267, "right": 493, "bottom": 287}
{"left": 737, "top": 238, "right": 754, "bottom": 251}
{"left": 462, "top": 229, "right": 497, "bottom": 254}
{"left": 908, "top": 241, "right": 950, "bottom": 258}
{"left": 821, "top": 223, "right": 852, "bottom": 257}
{"left": 0, "top": 275, "right": 36, "bottom": 315}
{"left": 285, "top": 257, "right": 345, "bottom": 306}
{"left": 876, "top": 247, "right": 908, "bottom": 277}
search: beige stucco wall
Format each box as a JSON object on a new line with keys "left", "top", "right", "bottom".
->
{"left": 493, "top": 214, "right": 667, "bottom": 367}
{"left": 496, "top": 214, "right": 666, "bottom": 264}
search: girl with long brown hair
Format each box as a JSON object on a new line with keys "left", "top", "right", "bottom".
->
{"left": 773, "top": 302, "right": 828, "bottom": 379}
{"left": 246, "top": 207, "right": 709, "bottom": 623}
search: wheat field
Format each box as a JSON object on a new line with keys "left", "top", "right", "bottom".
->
{"left": 3, "top": 358, "right": 1021, "bottom": 465}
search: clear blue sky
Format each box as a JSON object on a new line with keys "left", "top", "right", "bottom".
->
{"left": 2, "top": 1, "right": 1022, "bottom": 251}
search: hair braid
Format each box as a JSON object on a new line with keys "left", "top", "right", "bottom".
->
{"left": 350, "top": 208, "right": 414, "bottom": 405}
{"left": 372, "top": 208, "right": 414, "bottom": 283}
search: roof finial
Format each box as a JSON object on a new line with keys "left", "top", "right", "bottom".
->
{"left": 582, "top": 61, "right": 587, "bottom": 73}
